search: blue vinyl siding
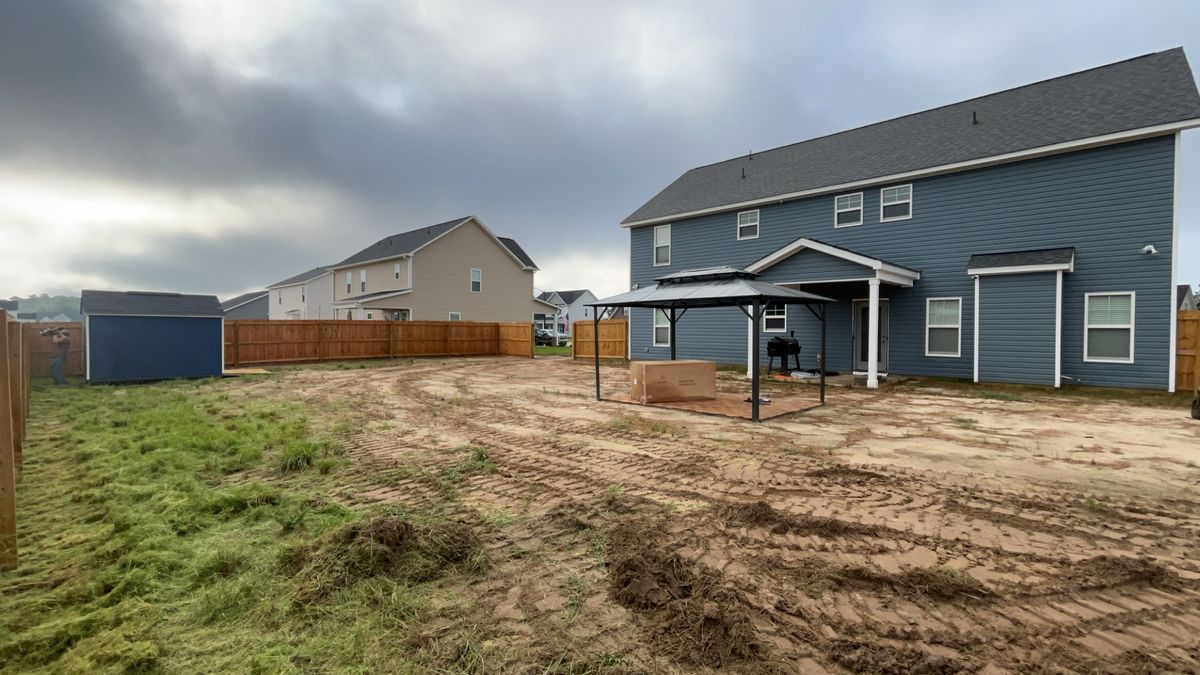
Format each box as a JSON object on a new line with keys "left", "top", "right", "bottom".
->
{"left": 979, "top": 273, "right": 1057, "bottom": 385}
{"left": 763, "top": 248, "right": 875, "bottom": 283}
{"left": 629, "top": 136, "right": 1175, "bottom": 389}
{"left": 87, "top": 315, "right": 224, "bottom": 383}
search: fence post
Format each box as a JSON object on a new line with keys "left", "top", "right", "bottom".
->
{"left": 0, "top": 314, "right": 18, "bottom": 570}
{"left": 232, "top": 321, "right": 241, "bottom": 368}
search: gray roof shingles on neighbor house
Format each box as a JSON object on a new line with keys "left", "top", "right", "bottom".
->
{"left": 967, "top": 247, "right": 1076, "bottom": 270}
{"left": 332, "top": 217, "right": 539, "bottom": 270}
{"left": 624, "top": 48, "right": 1200, "bottom": 224}
{"left": 81, "top": 290, "right": 224, "bottom": 318}
{"left": 268, "top": 266, "right": 332, "bottom": 289}
{"left": 220, "top": 291, "right": 268, "bottom": 311}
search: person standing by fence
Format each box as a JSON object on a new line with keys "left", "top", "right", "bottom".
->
{"left": 46, "top": 328, "right": 70, "bottom": 385}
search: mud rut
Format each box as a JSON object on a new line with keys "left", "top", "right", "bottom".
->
{"left": 268, "top": 359, "right": 1200, "bottom": 674}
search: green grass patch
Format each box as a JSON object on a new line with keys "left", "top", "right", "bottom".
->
{"left": 951, "top": 416, "right": 979, "bottom": 430}
{"left": 979, "top": 391, "right": 1023, "bottom": 402}
{"left": 535, "top": 344, "right": 572, "bottom": 357}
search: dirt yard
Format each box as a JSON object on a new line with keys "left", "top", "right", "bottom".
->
{"left": 242, "top": 356, "right": 1200, "bottom": 673}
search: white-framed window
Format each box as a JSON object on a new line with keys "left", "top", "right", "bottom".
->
{"left": 360, "top": 269, "right": 367, "bottom": 292}
{"left": 834, "top": 192, "right": 863, "bottom": 227}
{"left": 880, "top": 184, "right": 913, "bottom": 221}
{"left": 925, "top": 297, "right": 961, "bottom": 357}
{"left": 1084, "top": 292, "right": 1134, "bottom": 363}
{"left": 345, "top": 271, "right": 352, "bottom": 294}
{"left": 653, "top": 224, "right": 671, "bottom": 266}
{"left": 653, "top": 309, "right": 671, "bottom": 347}
{"left": 366, "top": 313, "right": 373, "bottom": 320}
{"left": 470, "top": 268, "right": 482, "bottom": 293}
{"left": 736, "top": 210, "right": 759, "bottom": 240}
{"left": 762, "top": 303, "right": 786, "bottom": 332}
{"left": 394, "top": 263, "right": 401, "bottom": 280}
{"left": 277, "top": 291, "right": 282, "bottom": 304}
{"left": 301, "top": 290, "right": 305, "bottom": 303}
{"left": 448, "top": 311, "right": 462, "bottom": 322}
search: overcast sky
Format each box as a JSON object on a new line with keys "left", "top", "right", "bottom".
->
{"left": 2, "top": 0, "right": 1199, "bottom": 300}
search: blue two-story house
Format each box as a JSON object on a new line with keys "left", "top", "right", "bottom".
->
{"left": 621, "top": 49, "right": 1200, "bottom": 391}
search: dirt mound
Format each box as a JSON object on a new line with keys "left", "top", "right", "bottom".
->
{"left": 806, "top": 465, "right": 890, "bottom": 482}
{"left": 547, "top": 501, "right": 601, "bottom": 532}
{"left": 722, "top": 500, "right": 881, "bottom": 537}
{"left": 605, "top": 521, "right": 761, "bottom": 668}
{"left": 1058, "top": 555, "right": 1178, "bottom": 591}
{"left": 828, "top": 637, "right": 971, "bottom": 675}
{"left": 291, "top": 515, "right": 483, "bottom": 602}
{"left": 784, "top": 556, "right": 993, "bottom": 602}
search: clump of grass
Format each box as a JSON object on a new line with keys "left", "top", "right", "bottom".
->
{"left": 1082, "top": 496, "right": 1109, "bottom": 513}
{"left": 980, "top": 391, "right": 1023, "bottom": 402}
{"left": 278, "top": 439, "right": 341, "bottom": 473}
{"left": 951, "top": 416, "right": 979, "bottom": 430}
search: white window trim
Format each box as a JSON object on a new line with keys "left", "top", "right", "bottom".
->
{"left": 653, "top": 224, "right": 671, "bottom": 267}
{"left": 834, "top": 192, "right": 864, "bottom": 228}
{"left": 394, "top": 263, "right": 402, "bottom": 280}
{"left": 736, "top": 210, "right": 760, "bottom": 240}
{"left": 652, "top": 309, "right": 671, "bottom": 347}
{"left": 448, "top": 311, "right": 462, "bottom": 322}
{"left": 1084, "top": 291, "right": 1135, "bottom": 364}
{"left": 880, "top": 184, "right": 913, "bottom": 222}
{"left": 360, "top": 269, "right": 367, "bottom": 292}
{"left": 345, "top": 271, "right": 352, "bottom": 294}
{"left": 762, "top": 304, "right": 787, "bottom": 333}
{"left": 925, "top": 296, "right": 962, "bottom": 358}
{"left": 470, "top": 268, "right": 482, "bottom": 293}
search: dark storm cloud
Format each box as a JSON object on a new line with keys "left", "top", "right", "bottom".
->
{"left": 2, "top": 0, "right": 1199, "bottom": 296}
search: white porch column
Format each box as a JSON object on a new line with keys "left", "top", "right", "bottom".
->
{"left": 867, "top": 278, "right": 880, "bottom": 389}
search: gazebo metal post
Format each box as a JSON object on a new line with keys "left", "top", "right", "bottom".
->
{"left": 751, "top": 298, "right": 761, "bottom": 423}
{"left": 668, "top": 307, "right": 677, "bottom": 361}
{"left": 593, "top": 311, "right": 601, "bottom": 401}
{"left": 820, "top": 304, "right": 827, "bottom": 404}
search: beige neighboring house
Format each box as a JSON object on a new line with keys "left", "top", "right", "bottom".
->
{"left": 265, "top": 266, "right": 338, "bottom": 320}
{"left": 327, "top": 216, "right": 558, "bottom": 321}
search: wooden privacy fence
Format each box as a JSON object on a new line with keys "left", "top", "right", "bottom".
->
{"left": 224, "top": 320, "right": 534, "bottom": 366}
{"left": 1, "top": 312, "right": 31, "bottom": 569}
{"left": 1179, "top": 310, "right": 1200, "bottom": 394}
{"left": 572, "top": 319, "right": 628, "bottom": 360}
{"left": 22, "top": 322, "right": 84, "bottom": 377}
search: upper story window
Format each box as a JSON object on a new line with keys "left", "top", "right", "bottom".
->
{"left": 470, "top": 268, "right": 482, "bottom": 293}
{"left": 394, "top": 263, "right": 402, "bottom": 280}
{"left": 653, "top": 224, "right": 671, "bottom": 266}
{"left": 925, "top": 297, "right": 961, "bottom": 357}
{"left": 344, "top": 272, "right": 352, "bottom": 294}
{"left": 360, "top": 269, "right": 367, "bottom": 292}
{"left": 736, "top": 210, "right": 759, "bottom": 240}
{"left": 880, "top": 184, "right": 913, "bottom": 221}
{"left": 1085, "top": 292, "right": 1134, "bottom": 363}
{"left": 301, "top": 290, "right": 305, "bottom": 303}
{"left": 834, "top": 193, "right": 863, "bottom": 227}
{"left": 277, "top": 291, "right": 282, "bottom": 304}
{"left": 762, "top": 304, "right": 786, "bottom": 332}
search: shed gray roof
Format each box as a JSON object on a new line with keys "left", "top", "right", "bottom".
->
{"left": 591, "top": 267, "right": 832, "bottom": 309}
{"left": 268, "top": 266, "right": 331, "bottom": 289}
{"left": 497, "top": 237, "right": 538, "bottom": 269}
{"left": 81, "top": 290, "right": 223, "bottom": 317}
{"left": 221, "top": 291, "right": 268, "bottom": 311}
{"left": 967, "top": 247, "right": 1076, "bottom": 270}
{"left": 624, "top": 48, "right": 1200, "bottom": 225}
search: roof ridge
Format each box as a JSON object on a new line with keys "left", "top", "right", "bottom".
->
{"left": 685, "top": 48, "right": 1183, "bottom": 173}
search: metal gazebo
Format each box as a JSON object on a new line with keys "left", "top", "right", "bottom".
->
{"left": 587, "top": 267, "right": 834, "bottom": 422}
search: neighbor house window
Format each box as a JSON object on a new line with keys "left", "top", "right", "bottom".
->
{"left": 653, "top": 309, "right": 671, "bottom": 346}
{"left": 653, "top": 224, "right": 671, "bottom": 266}
{"left": 834, "top": 193, "right": 863, "bottom": 227}
{"left": 360, "top": 269, "right": 367, "bottom": 292}
{"left": 470, "top": 268, "right": 482, "bottom": 293}
{"left": 737, "top": 210, "right": 759, "bottom": 240}
{"left": 925, "top": 297, "right": 961, "bottom": 357}
{"left": 301, "top": 291, "right": 305, "bottom": 303}
{"left": 880, "top": 184, "right": 912, "bottom": 221}
{"left": 762, "top": 304, "right": 786, "bottom": 332}
{"left": 366, "top": 313, "right": 373, "bottom": 320}
{"left": 394, "top": 263, "right": 401, "bottom": 280}
{"left": 277, "top": 291, "right": 282, "bottom": 304}
{"left": 345, "top": 272, "right": 352, "bottom": 294}
{"left": 1085, "top": 292, "right": 1134, "bottom": 363}
{"left": 448, "top": 311, "right": 462, "bottom": 321}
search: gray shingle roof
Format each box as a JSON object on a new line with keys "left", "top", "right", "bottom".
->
{"left": 268, "top": 266, "right": 331, "bottom": 289}
{"left": 537, "top": 291, "right": 555, "bottom": 302}
{"left": 1180, "top": 284, "right": 1195, "bottom": 307}
{"left": 624, "top": 48, "right": 1200, "bottom": 224}
{"left": 81, "top": 290, "right": 223, "bottom": 317}
{"left": 498, "top": 237, "right": 538, "bottom": 269}
{"left": 221, "top": 291, "right": 268, "bottom": 311}
{"left": 967, "top": 247, "right": 1076, "bottom": 270}
{"left": 332, "top": 218, "right": 470, "bottom": 268}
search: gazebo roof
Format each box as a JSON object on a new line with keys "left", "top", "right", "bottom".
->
{"left": 589, "top": 267, "right": 833, "bottom": 309}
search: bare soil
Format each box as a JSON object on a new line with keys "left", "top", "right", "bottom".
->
{"left": 239, "top": 356, "right": 1200, "bottom": 673}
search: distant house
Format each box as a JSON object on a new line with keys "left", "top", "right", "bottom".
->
{"left": 15, "top": 312, "right": 73, "bottom": 323}
{"left": 1181, "top": 284, "right": 1198, "bottom": 311}
{"left": 221, "top": 291, "right": 269, "bottom": 319}
{"left": 535, "top": 289, "right": 599, "bottom": 337}
{"left": 265, "top": 267, "right": 336, "bottom": 320}
{"left": 326, "top": 216, "right": 558, "bottom": 322}
{"left": 0, "top": 299, "right": 16, "bottom": 319}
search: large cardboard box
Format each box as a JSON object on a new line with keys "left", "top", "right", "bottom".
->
{"left": 630, "top": 360, "right": 717, "bottom": 404}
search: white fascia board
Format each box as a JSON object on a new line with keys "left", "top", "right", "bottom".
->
{"left": 534, "top": 297, "right": 561, "bottom": 310}
{"left": 967, "top": 261, "right": 1074, "bottom": 276}
{"left": 621, "top": 118, "right": 1200, "bottom": 229}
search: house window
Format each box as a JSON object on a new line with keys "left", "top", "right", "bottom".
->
{"left": 360, "top": 269, "right": 367, "bottom": 292}
{"left": 926, "top": 297, "right": 961, "bottom": 357}
{"left": 394, "top": 263, "right": 401, "bottom": 280}
{"left": 653, "top": 224, "right": 671, "bottom": 266}
{"left": 762, "top": 304, "right": 786, "bottom": 332}
{"left": 1085, "top": 292, "right": 1134, "bottom": 363}
{"left": 301, "top": 291, "right": 305, "bottom": 303}
{"left": 834, "top": 193, "right": 863, "bottom": 227}
{"left": 345, "top": 272, "right": 352, "bottom": 294}
{"left": 366, "top": 313, "right": 373, "bottom": 320}
{"left": 653, "top": 309, "right": 671, "bottom": 346}
{"left": 880, "top": 184, "right": 912, "bottom": 221}
{"left": 737, "top": 210, "right": 759, "bottom": 240}
{"left": 470, "top": 268, "right": 482, "bottom": 293}
{"left": 448, "top": 312, "right": 462, "bottom": 321}
{"left": 277, "top": 291, "right": 282, "bottom": 304}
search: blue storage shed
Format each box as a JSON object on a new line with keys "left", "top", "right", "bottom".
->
{"left": 81, "top": 290, "right": 225, "bottom": 383}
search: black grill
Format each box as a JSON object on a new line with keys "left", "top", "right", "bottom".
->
{"left": 767, "top": 331, "right": 801, "bottom": 374}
